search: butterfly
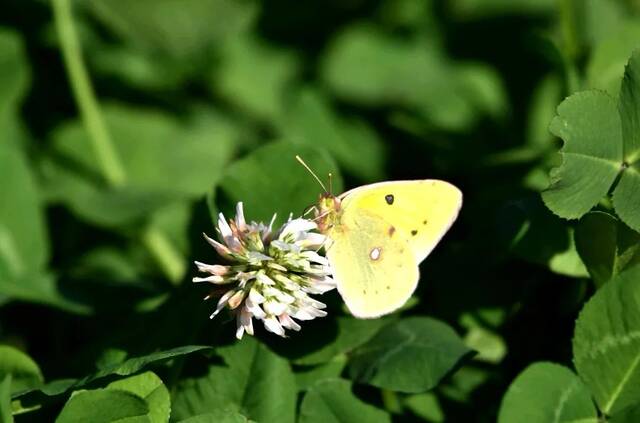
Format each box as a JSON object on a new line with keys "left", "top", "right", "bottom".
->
{"left": 298, "top": 157, "right": 463, "bottom": 318}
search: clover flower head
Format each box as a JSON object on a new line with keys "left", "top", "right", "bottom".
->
{"left": 194, "top": 202, "right": 335, "bottom": 339}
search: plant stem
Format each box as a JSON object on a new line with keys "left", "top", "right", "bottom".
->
{"left": 52, "top": 0, "right": 184, "bottom": 284}
{"left": 52, "top": 0, "right": 125, "bottom": 187}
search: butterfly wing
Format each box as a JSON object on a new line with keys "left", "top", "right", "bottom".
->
{"left": 326, "top": 180, "right": 461, "bottom": 318}
{"left": 326, "top": 212, "right": 419, "bottom": 318}
{"left": 339, "top": 180, "right": 462, "bottom": 262}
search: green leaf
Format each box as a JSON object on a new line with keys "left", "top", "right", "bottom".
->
{"left": 56, "top": 389, "right": 150, "bottom": 423}
{"left": 610, "top": 403, "right": 640, "bottom": 423}
{"left": 542, "top": 91, "right": 623, "bottom": 219}
{"left": 439, "top": 366, "right": 491, "bottom": 403}
{"left": 87, "top": 0, "right": 256, "bottom": 58}
{"left": 497, "top": 197, "right": 588, "bottom": 277}
{"left": 612, "top": 165, "right": 640, "bottom": 233}
{"left": 575, "top": 212, "right": 640, "bottom": 286}
{"left": 0, "top": 29, "right": 30, "bottom": 148}
{"left": 0, "top": 345, "right": 43, "bottom": 395}
{"left": 172, "top": 338, "right": 296, "bottom": 423}
{"left": 14, "top": 345, "right": 210, "bottom": 398}
{"left": 321, "top": 25, "right": 505, "bottom": 131}
{"left": 573, "top": 265, "right": 640, "bottom": 414}
{"left": 44, "top": 104, "right": 237, "bottom": 227}
{"left": 295, "top": 358, "right": 347, "bottom": 391}
{"left": 282, "top": 88, "right": 385, "bottom": 181}
{"left": 587, "top": 21, "right": 640, "bottom": 96}
{"left": 347, "top": 317, "right": 473, "bottom": 393}
{"left": 106, "top": 372, "right": 170, "bottom": 423}
{"left": 498, "top": 362, "right": 597, "bottom": 423}
{"left": 215, "top": 141, "right": 342, "bottom": 226}
{"left": 543, "top": 50, "right": 640, "bottom": 232}
{"left": 0, "top": 260, "right": 90, "bottom": 314}
{"left": 460, "top": 314, "right": 506, "bottom": 364}
{"left": 293, "top": 317, "right": 388, "bottom": 366}
{"left": 526, "top": 75, "right": 562, "bottom": 150}
{"left": 403, "top": 392, "right": 444, "bottom": 422}
{"left": 0, "top": 141, "right": 49, "bottom": 276}
{"left": 213, "top": 35, "right": 299, "bottom": 123}
{"left": 1, "top": 376, "right": 12, "bottom": 423}
{"left": 450, "top": 0, "right": 554, "bottom": 19}
{"left": 613, "top": 50, "right": 640, "bottom": 232}
{"left": 298, "top": 378, "right": 390, "bottom": 423}
{"left": 178, "top": 411, "right": 251, "bottom": 423}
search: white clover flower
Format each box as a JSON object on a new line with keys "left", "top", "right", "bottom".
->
{"left": 194, "top": 202, "right": 336, "bottom": 339}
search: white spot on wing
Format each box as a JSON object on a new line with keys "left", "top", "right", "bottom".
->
{"left": 369, "top": 247, "right": 381, "bottom": 261}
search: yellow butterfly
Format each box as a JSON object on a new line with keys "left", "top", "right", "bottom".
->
{"left": 298, "top": 157, "right": 462, "bottom": 318}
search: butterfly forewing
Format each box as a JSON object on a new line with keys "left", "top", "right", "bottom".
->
{"left": 339, "top": 180, "right": 462, "bottom": 262}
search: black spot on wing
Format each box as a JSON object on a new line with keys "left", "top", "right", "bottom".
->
{"left": 411, "top": 229, "right": 418, "bottom": 236}
{"left": 385, "top": 194, "right": 394, "bottom": 205}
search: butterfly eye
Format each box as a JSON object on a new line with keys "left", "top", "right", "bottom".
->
{"left": 384, "top": 194, "right": 394, "bottom": 204}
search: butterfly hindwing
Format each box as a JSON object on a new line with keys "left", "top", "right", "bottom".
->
{"left": 326, "top": 212, "right": 419, "bottom": 318}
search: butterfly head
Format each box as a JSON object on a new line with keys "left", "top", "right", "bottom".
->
{"left": 315, "top": 193, "right": 341, "bottom": 233}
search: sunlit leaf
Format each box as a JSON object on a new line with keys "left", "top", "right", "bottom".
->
{"left": 298, "top": 378, "right": 390, "bottom": 423}
{"left": 56, "top": 389, "right": 150, "bottom": 423}
{"left": 543, "top": 51, "right": 640, "bottom": 232}
{"left": 0, "top": 345, "right": 43, "bottom": 395}
{"left": 347, "top": 317, "right": 473, "bottom": 393}
{"left": 14, "top": 345, "right": 210, "bottom": 398}
{"left": 573, "top": 265, "right": 640, "bottom": 414}
{"left": 498, "top": 362, "right": 597, "bottom": 423}
{"left": 403, "top": 392, "right": 444, "bottom": 422}
{"left": 542, "top": 91, "right": 622, "bottom": 219}
{"left": 106, "top": 372, "right": 170, "bottom": 423}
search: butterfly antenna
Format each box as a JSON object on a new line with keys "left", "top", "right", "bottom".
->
{"left": 296, "top": 155, "right": 328, "bottom": 193}
{"left": 328, "top": 172, "right": 333, "bottom": 195}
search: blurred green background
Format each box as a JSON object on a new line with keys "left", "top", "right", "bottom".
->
{"left": 2, "top": 0, "right": 640, "bottom": 421}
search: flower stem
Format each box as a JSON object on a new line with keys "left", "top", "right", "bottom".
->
{"left": 52, "top": 0, "right": 184, "bottom": 284}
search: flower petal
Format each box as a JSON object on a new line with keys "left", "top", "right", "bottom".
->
{"left": 263, "top": 316, "right": 285, "bottom": 337}
{"left": 279, "top": 314, "right": 301, "bottom": 331}
{"left": 236, "top": 202, "right": 247, "bottom": 231}
{"left": 202, "top": 233, "right": 233, "bottom": 258}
